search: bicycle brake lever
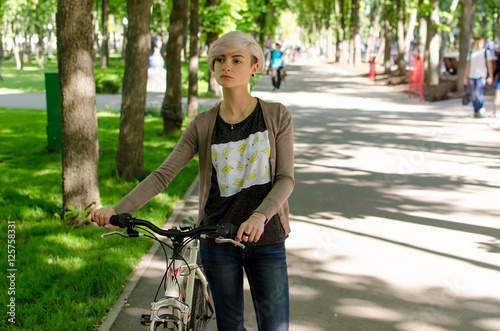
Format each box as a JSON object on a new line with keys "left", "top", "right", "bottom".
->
{"left": 101, "top": 231, "right": 129, "bottom": 238}
{"left": 215, "top": 237, "right": 245, "bottom": 249}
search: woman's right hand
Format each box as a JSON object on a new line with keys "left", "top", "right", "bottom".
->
{"left": 90, "top": 206, "right": 117, "bottom": 230}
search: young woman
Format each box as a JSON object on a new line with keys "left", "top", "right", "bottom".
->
{"left": 91, "top": 31, "right": 294, "bottom": 331}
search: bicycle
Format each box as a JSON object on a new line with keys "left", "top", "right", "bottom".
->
{"left": 101, "top": 213, "right": 244, "bottom": 331}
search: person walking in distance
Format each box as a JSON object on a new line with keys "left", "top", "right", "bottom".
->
{"left": 91, "top": 31, "right": 294, "bottom": 331}
{"left": 267, "top": 43, "right": 285, "bottom": 92}
{"left": 492, "top": 41, "right": 500, "bottom": 118}
{"left": 463, "top": 36, "right": 494, "bottom": 118}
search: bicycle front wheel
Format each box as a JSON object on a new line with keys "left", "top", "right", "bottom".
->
{"left": 188, "top": 279, "right": 211, "bottom": 331}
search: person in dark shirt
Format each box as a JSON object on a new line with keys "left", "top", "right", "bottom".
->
{"left": 201, "top": 31, "right": 294, "bottom": 331}
{"left": 91, "top": 31, "right": 295, "bottom": 331}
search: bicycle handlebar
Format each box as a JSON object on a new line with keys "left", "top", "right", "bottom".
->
{"left": 109, "top": 213, "right": 239, "bottom": 240}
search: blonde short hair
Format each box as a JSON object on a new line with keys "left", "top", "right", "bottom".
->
{"left": 208, "top": 31, "right": 265, "bottom": 73}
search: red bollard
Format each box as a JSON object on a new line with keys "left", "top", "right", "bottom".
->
{"left": 369, "top": 57, "right": 376, "bottom": 81}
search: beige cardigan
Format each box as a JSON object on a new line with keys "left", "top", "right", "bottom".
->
{"left": 114, "top": 98, "right": 295, "bottom": 236}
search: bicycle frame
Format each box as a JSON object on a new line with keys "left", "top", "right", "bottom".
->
{"left": 146, "top": 238, "right": 212, "bottom": 330}
{"left": 101, "top": 214, "right": 241, "bottom": 331}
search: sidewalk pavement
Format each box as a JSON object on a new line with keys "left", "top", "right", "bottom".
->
{"left": 9, "top": 58, "right": 496, "bottom": 331}
{"left": 0, "top": 90, "right": 221, "bottom": 113}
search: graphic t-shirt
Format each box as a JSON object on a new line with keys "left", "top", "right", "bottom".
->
{"left": 201, "top": 102, "right": 286, "bottom": 246}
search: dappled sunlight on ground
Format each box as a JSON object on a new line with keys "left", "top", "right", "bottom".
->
{"left": 254, "top": 59, "right": 500, "bottom": 330}
{"left": 286, "top": 220, "right": 500, "bottom": 330}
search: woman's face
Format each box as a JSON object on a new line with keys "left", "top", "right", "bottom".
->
{"left": 213, "top": 48, "right": 258, "bottom": 89}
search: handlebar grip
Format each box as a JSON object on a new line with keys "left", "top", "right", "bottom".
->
{"left": 218, "top": 223, "right": 239, "bottom": 238}
{"left": 109, "top": 213, "right": 133, "bottom": 228}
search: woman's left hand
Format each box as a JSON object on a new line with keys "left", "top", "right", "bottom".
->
{"left": 236, "top": 215, "right": 265, "bottom": 243}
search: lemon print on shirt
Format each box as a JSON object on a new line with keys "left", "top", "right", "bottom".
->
{"left": 211, "top": 131, "right": 271, "bottom": 197}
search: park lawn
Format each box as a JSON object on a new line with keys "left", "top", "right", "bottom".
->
{"left": 0, "top": 57, "right": 213, "bottom": 97}
{"left": 0, "top": 107, "right": 199, "bottom": 330}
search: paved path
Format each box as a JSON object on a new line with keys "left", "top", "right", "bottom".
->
{"left": 59, "top": 59, "right": 497, "bottom": 331}
{"left": 0, "top": 90, "right": 221, "bottom": 112}
{"left": 257, "top": 60, "right": 500, "bottom": 331}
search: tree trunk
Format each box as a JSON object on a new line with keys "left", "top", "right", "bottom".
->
{"left": 25, "top": 1, "right": 32, "bottom": 63}
{"left": 35, "top": 1, "right": 45, "bottom": 69}
{"left": 375, "top": 35, "right": 385, "bottom": 63}
{"left": 47, "top": 13, "right": 56, "bottom": 60}
{"left": 439, "top": 0, "right": 459, "bottom": 71}
{"left": 205, "top": 0, "right": 221, "bottom": 96}
{"left": 0, "top": 32, "right": 3, "bottom": 80}
{"left": 122, "top": 21, "right": 128, "bottom": 59}
{"left": 351, "top": 0, "right": 361, "bottom": 66}
{"left": 495, "top": 6, "right": 500, "bottom": 41}
{"left": 404, "top": 8, "right": 417, "bottom": 55}
{"left": 416, "top": 0, "right": 428, "bottom": 73}
{"left": 417, "top": 0, "right": 427, "bottom": 55}
{"left": 113, "top": 29, "right": 118, "bottom": 53}
{"left": 257, "top": 0, "right": 274, "bottom": 43}
{"left": 326, "top": 24, "right": 333, "bottom": 62}
{"left": 100, "top": 0, "right": 110, "bottom": 69}
{"left": 456, "top": 0, "right": 479, "bottom": 93}
{"left": 17, "top": 15, "right": 25, "bottom": 70}
{"left": 182, "top": 9, "right": 190, "bottom": 63}
{"left": 426, "top": 0, "right": 440, "bottom": 86}
{"left": 395, "top": 0, "right": 406, "bottom": 75}
{"left": 92, "top": 8, "right": 99, "bottom": 62}
{"left": 382, "top": 10, "right": 392, "bottom": 74}
{"left": 365, "top": 0, "right": 381, "bottom": 62}
{"left": 187, "top": 0, "right": 199, "bottom": 118}
{"left": 334, "top": 0, "right": 341, "bottom": 62}
{"left": 161, "top": 0, "right": 188, "bottom": 134}
{"left": 348, "top": 38, "right": 354, "bottom": 65}
{"left": 56, "top": 0, "right": 100, "bottom": 217}
{"left": 13, "top": 18, "right": 23, "bottom": 71}
{"left": 115, "top": 0, "right": 152, "bottom": 180}
{"left": 340, "top": 0, "right": 348, "bottom": 64}
{"left": 266, "top": 6, "right": 276, "bottom": 40}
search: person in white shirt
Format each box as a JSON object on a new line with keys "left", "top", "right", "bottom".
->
{"left": 463, "top": 36, "right": 494, "bottom": 118}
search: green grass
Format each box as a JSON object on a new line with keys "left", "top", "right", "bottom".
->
{"left": 0, "top": 60, "right": 58, "bottom": 93}
{"left": 0, "top": 56, "right": 215, "bottom": 97}
{"left": 0, "top": 107, "right": 199, "bottom": 330}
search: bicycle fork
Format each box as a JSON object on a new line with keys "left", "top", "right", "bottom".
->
{"left": 143, "top": 242, "right": 213, "bottom": 330}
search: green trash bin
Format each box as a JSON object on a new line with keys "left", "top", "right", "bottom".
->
{"left": 45, "top": 72, "right": 62, "bottom": 150}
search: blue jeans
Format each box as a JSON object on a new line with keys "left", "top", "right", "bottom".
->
{"left": 468, "top": 77, "right": 486, "bottom": 113}
{"left": 200, "top": 242, "right": 289, "bottom": 331}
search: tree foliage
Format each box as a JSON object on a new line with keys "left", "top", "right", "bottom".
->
{"left": 2, "top": 0, "right": 499, "bottom": 76}
{"left": 3, "top": 0, "right": 500, "bottom": 190}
